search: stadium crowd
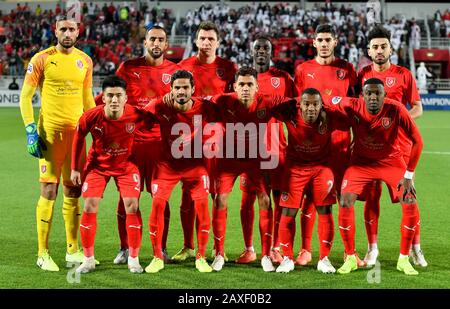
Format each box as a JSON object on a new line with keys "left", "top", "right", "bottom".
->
{"left": 0, "top": 1, "right": 441, "bottom": 77}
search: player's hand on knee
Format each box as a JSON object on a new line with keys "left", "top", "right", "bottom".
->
{"left": 398, "top": 178, "right": 416, "bottom": 203}
{"left": 71, "top": 170, "right": 82, "bottom": 186}
{"left": 25, "top": 123, "right": 47, "bottom": 158}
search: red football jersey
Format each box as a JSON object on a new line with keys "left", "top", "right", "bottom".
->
{"left": 357, "top": 64, "right": 421, "bottom": 107}
{"left": 115, "top": 57, "right": 180, "bottom": 142}
{"left": 294, "top": 58, "right": 357, "bottom": 98}
{"left": 143, "top": 97, "right": 217, "bottom": 165}
{"left": 330, "top": 96, "right": 423, "bottom": 171}
{"left": 258, "top": 67, "right": 297, "bottom": 155}
{"left": 72, "top": 105, "right": 144, "bottom": 173}
{"left": 357, "top": 64, "right": 422, "bottom": 157}
{"left": 178, "top": 56, "right": 237, "bottom": 96}
{"left": 211, "top": 93, "right": 296, "bottom": 160}
{"left": 282, "top": 109, "right": 349, "bottom": 165}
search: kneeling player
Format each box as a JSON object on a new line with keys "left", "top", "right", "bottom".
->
{"left": 71, "top": 76, "right": 144, "bottom": 274}
{"left": 276, "top": 88, "right": 348, "bottom": 273}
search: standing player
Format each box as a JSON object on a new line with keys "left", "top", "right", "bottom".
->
{"left": 172, "top": 21, "right": 237, "bottom": 262}
{"left": 333, "top": 78, "right": 423, "bottom": 275}
{"left": 293, "top": 24, "right": 358, "bottom": 266}
{"left": 71, "top": 76, "right": 143, "bottom": 274}
{"left": 210, "top": 67, "right": 296, "bottom": 272}
{"left": 276, "top": 88, "right": 349, "bottom": 274}
{"left": 357, "top": 25, "right": 426, "bottom": 267}
{"left": 19, "top": 15, "right": 95, "bottom": 271}
{"left": 109, "top": 26, "right": 180, "bottom": 264}
{"left": 143, "top": 70, "right": 214, "bottom": 273}
{"left": 235, "top": 34, "right": 296, "bottom": 265}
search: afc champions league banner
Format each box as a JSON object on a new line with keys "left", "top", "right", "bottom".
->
{"left": 421, "top": 94, "right": 450, "bottom": 110}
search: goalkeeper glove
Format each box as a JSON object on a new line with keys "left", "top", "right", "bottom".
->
{"left": 25, "top": 123, "right": 47, "bottom": 158}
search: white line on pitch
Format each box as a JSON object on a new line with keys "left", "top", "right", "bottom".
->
{"left": 422, "top": 151, "right": 450, "bottom": 155}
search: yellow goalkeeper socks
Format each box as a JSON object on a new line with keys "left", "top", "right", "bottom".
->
{"left": 36, "top": 196, "right": 55, "bottom": 256}
{"left": 62, "top": 196, "right": 81, "bottom": 254}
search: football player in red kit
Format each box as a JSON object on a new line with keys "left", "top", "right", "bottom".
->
{"left": 71, "top": 76, "right": 144, "bottom": 274}
{"left": 275, "top": 88, "right": 350, "bottom": 274}
{"left": 209, "top": 67, "right": 296, "bottom": 272}
{"left": 235, "top": 34, "right": 296, "bottom": 265}
{"left": 294, "top": 24, "right": 358, "bottom": 266}
{"left": 357, "top": 25, "right": 426, "bottom": 267}
{"left": 173, "top": 21, "right": 237, "bottom": 262}
{"left": 99, "top": 26, "right": 180, "bottom": 264}
{"left": 331, "top": 78, "right": 423, "bottom": 275}
{"left": 142, "top": 70, "right": 216, "bottom": 273}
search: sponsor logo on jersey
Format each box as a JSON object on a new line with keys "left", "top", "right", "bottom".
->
{"left": 216, "top": 68, "right": 225, "bottom": 78}
{"left": 331, "top": 96, "right": 342, "bottom": 105}
{"left": 152, "top": 184, "right": 158, "bottom": 194}
{"left": 256, "top": 108, "right": 267, "bottom": 119}
{"left": 271, "top": 77, "right": 280, "bottom": 88}
{"left": 41, "top": 164, "right": 47, "bottom": 173}
{"left": 126, "top": 122, "right": 135, "bottom": 133}
{"left": 133, "top": 72, "right": 141, "bottom": 79}
{"left": 162, "top": 73, "right": 171, "bottom": 85}
{"left": 76, "top": 60, "right": 84, "bottom": 69}
{"left": 386, "top": 77, "right": 396, "bottom": 88}
{"left": 82, "top": 182, "right": 88, "bottom": 193}
{"left": 336, "top": 69, "right": 346, "bottom": 80}
{"left": 27, "top": 63, "right": 33, "bottom": 74}
{"left": 324, "top": 89, "right": 332, "bottom": 95}
{"left": 341, "top": 179, "right": 348, "bottom": 190}
{"left": 241, "top": 177, "right": 247, "bottom": 186}
{"left": 307, "top": 73, "right": 315, "bottom": 79}
{"left": 381, "top": 117, "right": 392, "bottom": 129}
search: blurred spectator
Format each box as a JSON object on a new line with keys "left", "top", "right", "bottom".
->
{"left": 416, "top": 62, "right": 433, "bottom": 91}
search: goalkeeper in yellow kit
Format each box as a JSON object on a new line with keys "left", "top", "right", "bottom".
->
{"left": 19, "top": 15, "right": 96, "bottom": 271}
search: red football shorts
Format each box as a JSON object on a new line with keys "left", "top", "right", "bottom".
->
{"left": 215, "top": 159, "right": 269, "bottom": 194}
{"left": 132, "top": 140, "right": 163, "bottom": 192}
{"left": 239, "top": 152, "right": 285, "bottom": 193}
{"left": 82, "top": 163, "right": 141, "bottom": 198}
{"left": 341, "top": 158, "right": 407, "bottom": 202}
{"left": 279, "top": 161, "right": 336, "bottom": 208}
{"left": 151, "top": 160, "right": 210, "bottom": 201}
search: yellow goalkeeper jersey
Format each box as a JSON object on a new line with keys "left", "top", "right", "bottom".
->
{"left": 20, "top": 46, "right": 94, "bottom": 130}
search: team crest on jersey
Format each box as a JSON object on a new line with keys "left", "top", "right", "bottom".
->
{"left": 331, "top": 96, "right": 342, "bottom": 105}
{"left": 76, "top": 60, "right": 84, "bottom": 69}
{"left": 27, "top": 63, "right": 33, "bottom": 74}
{"left": 271, "top": 77, "right": 280, "bottom": 88}
{"left": 386, "top": 77, "right": 396, "bottom": 88}
{"left": 241, "top": 177, "right": 247, "bottom": 186}
{"left": 336, "top": 69, "right": 346, "bottom": 80}
{"left": 162, "top": 73, "right": 171, "bottom": 85}
{"left": 281, "top": 192, "right": 289, "bottom": 202}
{"left": 381, "top": 117, "right": 392, "bottom": 129}
{"left": 341, "top": 180, "right": 348, "bottom": 190}
{"left": 256, "top": 108, "right": 267, "bottom": 119}
{"left": 216, "top": 68, "right": 225, "bottom": 78}
{"left": 41, "top": 165, "right": 47, "bottom": 173}
{"left": 152, "top": 184, "right": 158, "bottom": 194}
{"left": 126, "top": 122, "right": 135, "bottom": 133}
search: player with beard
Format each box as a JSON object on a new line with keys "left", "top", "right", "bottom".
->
{"left": 172, "top": 21, "right": 237, "bottom": 262}
{"left": 293, "top": 24, "right": 359, "bottom": 267}
{"left": 19, "top": 15, "right": 96, "bottom": 271}
{"left": 356, "top": 25, "right": 426, "bottom": 267}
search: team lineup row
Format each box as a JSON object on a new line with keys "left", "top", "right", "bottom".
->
{"left": 19, "top": 17, "right": 426, "bottom": 276}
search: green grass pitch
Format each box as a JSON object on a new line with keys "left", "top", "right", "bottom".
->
{"left": 1, "top": 108, "right": 449, "bottom": 289}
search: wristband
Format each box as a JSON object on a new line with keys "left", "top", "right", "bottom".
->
{"left": 404, "top": 170, "right": 414, "bottom": 179}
